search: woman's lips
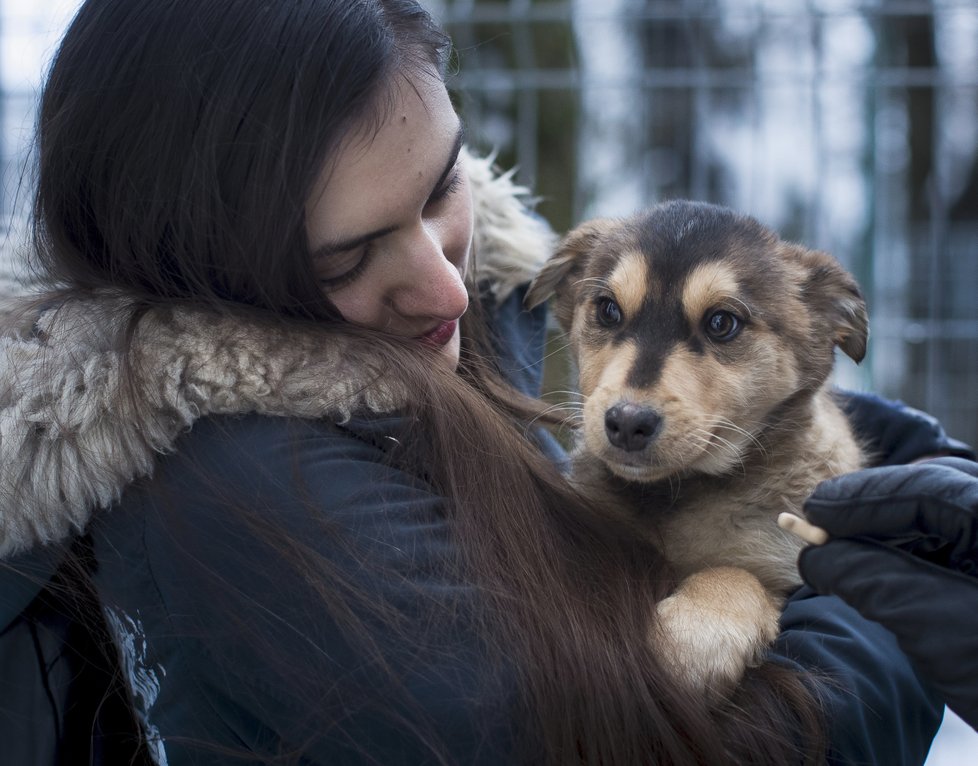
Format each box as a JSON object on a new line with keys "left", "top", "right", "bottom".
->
{"left": 418, "top": 319, "right": 458, "bottom": 347}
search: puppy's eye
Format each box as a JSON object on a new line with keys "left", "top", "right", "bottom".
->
{"left": 704, "top": 310, "right": 742, "bottom": 341}
{"left": 596, "top": 297, "right": 623, "bottom": 327}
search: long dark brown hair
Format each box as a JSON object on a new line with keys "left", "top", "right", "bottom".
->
{"left": 30, "top": 0, "right": 826, "bottom": 763}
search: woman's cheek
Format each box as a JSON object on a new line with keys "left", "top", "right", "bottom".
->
{"left": 324, "top": 282, "right": 382, "bottom": 329}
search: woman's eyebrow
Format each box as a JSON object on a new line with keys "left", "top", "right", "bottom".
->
{"left": 311, "top": 122, "right": 466, "bottom": 258}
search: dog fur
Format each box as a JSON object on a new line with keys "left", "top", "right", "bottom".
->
{"left": 525, "top": 200, "right": 868, "bottom": 695}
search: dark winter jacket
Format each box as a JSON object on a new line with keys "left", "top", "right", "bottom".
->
{"left": 0, "top": 151, "right": 969, "bottom": 764}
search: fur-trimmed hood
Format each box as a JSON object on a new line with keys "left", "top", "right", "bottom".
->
{"left": 0, "top": 149, "right": 554, "bottom": 559}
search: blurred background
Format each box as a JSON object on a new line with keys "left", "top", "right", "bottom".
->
{"left": 0, "top": 0, "right": 975, "bottom": 759}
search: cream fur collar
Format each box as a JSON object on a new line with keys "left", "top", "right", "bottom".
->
{"left": 0, "top": 150, "right": 553, "bottom": 558}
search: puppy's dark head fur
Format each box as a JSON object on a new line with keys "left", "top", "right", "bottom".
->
{"left": 526, "top": 200, "right": 868, "bottom": 482}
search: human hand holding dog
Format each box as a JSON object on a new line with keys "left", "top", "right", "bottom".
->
{"left": 795, "top": 457, "right": 978, "bottom": 730}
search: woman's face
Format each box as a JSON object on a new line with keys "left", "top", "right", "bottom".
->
{"left": 306, "top": 69, "right": 473, "bottom": 369}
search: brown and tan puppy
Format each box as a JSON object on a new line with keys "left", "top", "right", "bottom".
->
{"left": 525, "top": 200, "right": 868, "bottom": 695}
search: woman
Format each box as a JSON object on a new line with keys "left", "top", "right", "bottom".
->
{"left": 0, "top": 0, "right": 956, "bottom": 763}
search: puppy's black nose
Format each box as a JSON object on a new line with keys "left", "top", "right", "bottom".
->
{"left": 604, "top": 403, "right": 661, "bottom": 452}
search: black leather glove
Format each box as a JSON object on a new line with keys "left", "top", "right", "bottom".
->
{"left": 798, "top": 457, "right": 978, "bottom": 730}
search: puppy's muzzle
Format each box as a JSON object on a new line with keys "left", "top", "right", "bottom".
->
{"left": 604, "top": 402, "right": 662, "bottom": 452}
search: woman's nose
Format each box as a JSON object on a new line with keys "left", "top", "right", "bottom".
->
{"left": 391, "top": 226, "right": 468, "bottom": 320}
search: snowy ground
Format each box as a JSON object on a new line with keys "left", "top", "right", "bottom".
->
{"left": 925, "top": 708, "right": 977, "bottom": 766}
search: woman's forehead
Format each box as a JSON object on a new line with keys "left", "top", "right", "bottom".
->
{"left": 306, "top": 70, "right": 459, "bottom": 241}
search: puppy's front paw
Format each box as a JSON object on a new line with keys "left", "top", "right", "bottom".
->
{"left": 653, "top": 567, "right": 781, "bottom": 697}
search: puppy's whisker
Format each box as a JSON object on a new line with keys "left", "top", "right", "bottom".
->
{"left": 573, "top": 276, "right": 613, "bottom": 291}
{"left": 726, "top": 295, "right": 752, "bottom": 319}
{"left": 702, "top": 418, "right": 767, "bottom": 456}
{"left": 688, "top": 427, "right": 739, "bottom": 474}
{"left": 543, "top": 412, "right": 584, "bottom": 428}
{"left": 525, "top": 420, "right": 581, "bottom": 442}
{"left": 705, "top": 431, "right": 741, "bottom": 455}
{"left": 527, "top": 401, "right": 584, "bottom": 430}
{"left": 541, "top": 340, "right": 573, "bottom": 365}
{"left": 686, "top": 429, "right": 715, "bottom": 450}
{"left": 539, "top": 403, "right": 583, "bottom": 418}
{"left": 545, "top": 390, "right": 587, "bottom": 402}
{"left": 548, "top": 405, "right": 584, "bottom": 422}
{"left": 666, "top": 474, "right": 682, "bottom": 503}
{"left": 696, "top": 429, "right": 748, "bottom": 475}
{"left": 701, "top": 415, "right": 760, "bottom": 436}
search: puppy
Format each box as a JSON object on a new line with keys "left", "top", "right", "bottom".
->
{"left": 525, "top": 200, "right": 868, "bottom": 695}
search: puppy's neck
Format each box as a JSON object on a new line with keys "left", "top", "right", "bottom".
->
{"left": 742, "top": 386, "right": 824, "bottom": 462}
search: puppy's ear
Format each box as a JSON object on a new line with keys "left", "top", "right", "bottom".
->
{"left": 524, "top": 219, "right": 616, "bottom": 311}
{"left": 798, "top": 247, "right": 869, "bottom": 363}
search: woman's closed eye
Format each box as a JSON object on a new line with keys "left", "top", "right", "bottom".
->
{"left": 426, "top": 164, "right": 462, "bottom": 208}
{"left": 316, "top": 244, "right": 373, "bottom": 290}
